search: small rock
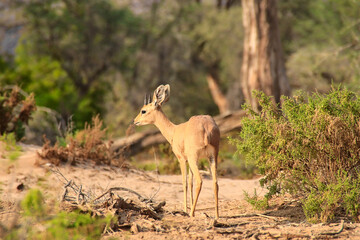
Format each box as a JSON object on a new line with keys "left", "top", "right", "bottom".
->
{"left": 16, "top": 183, "right": 25, "bottom": 191}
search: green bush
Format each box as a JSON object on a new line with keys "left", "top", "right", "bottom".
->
{"left": 21, "top": 189, "right": 45, "bottom": 218}
{"left": 303, "top": 172, "right": 360, "bottom": 222}
{"left": 243, "top": 190, "right": 269, "bottom": 211}
{"left": 232, "top": 88, "right": 360, "bottom": 222}
{"left": 0, "top": 133, "right": 22, "bottom": 161}
{"left": 44, "top": 211, "right": 111, "bottom": 240}
{"left": 8, "top": 189, "right": 113, "bottom": 240}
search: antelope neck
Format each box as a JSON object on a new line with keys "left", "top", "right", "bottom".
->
{"left": 153, "top": 108, "right": 175, "bottom": 144}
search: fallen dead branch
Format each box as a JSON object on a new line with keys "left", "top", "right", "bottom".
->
{"left": 223, "top": 212, "right": 281, "bottom": 221}
{"left": 213, "top": 222, "right": 248, "bottom": 228}
{"left": 47, "top": 165, "right": 166, "bottom": 233}
{"left": 93, "top": 187, "right": 148, "bottom": 202}
{"left": 169, "top": 210, "right": 190, "bottom": 217}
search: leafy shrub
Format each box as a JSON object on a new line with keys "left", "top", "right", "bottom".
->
{"left": 303, "top": 172, "right": 360, "bottom": 222}
{"left": 232, "top": 88, "right": 360, "bottom": 222}
{"left": 38, "top": 115, "right": 122, "bottom": 166}
{"left": 243, "top": 190, "right": 269, "bottom": 211}
{"left": 0, "top": 133, "right": 22, "bottom": 161}
{"left": 8, "top": 189, "right": 112, "bottom": 240}
{"left": 43, "top": 211, "right": 111, "bottom": 240}
{"left": 0, "top": 86, "right": 36, "bottom": 140}
{"left": 21, "top": 189, "right": 45, "bottom": 218}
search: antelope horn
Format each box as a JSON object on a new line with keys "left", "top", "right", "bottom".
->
{"left": 144, "top": 94, "right": 147, "bottom": 105}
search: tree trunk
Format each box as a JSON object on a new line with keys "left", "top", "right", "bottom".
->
{"left": 241, "top": 0, "right": 290, "bottom": 110}
{"left": 206, "top": 71, "right": 230, "bottom": 114}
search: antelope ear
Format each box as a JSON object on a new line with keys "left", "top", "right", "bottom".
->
{"left": 153, "top": 84, "right": 170, "bottom": 107}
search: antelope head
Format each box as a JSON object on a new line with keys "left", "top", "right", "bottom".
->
{"left": 134, "top": 84, "right": 170, "bottom": 126}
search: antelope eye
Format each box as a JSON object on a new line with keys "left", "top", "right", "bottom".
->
{"left": 141, "top": 110, "right": 146, "bottom": 114}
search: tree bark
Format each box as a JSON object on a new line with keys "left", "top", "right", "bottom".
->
{"left": 206, "top": 72, "right": 230, "bottom": 114}
{"left": 241, "top": 0, "right": 290, "bottom": 110}
{"left": 112, "top": 109, "right": 247, "bottom": 158}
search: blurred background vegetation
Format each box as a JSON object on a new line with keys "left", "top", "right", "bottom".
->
{"left": 1, "top": 0, "right": 360, "bottom": 177}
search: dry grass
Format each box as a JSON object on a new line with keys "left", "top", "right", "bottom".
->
{"left": 38, "top": 115, "right": 123, "bottom": 166}
{"left": 0, "top": 86, "right": 36, "bottom": 138}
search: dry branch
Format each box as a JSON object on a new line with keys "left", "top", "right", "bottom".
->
{"left": 112, "top": 109, "right": 246, "bottom": 157}
{"left": 93, "top": 187, "right": 148, "bottom": 202}
{"left": 223, "top": 212, "right": 280, "bottom": 221}
{"left": 48, "top": 165, "right": 166, "bottom": 225}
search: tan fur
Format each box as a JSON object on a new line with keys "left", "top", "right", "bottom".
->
{"left": 134, "top": 85, "right": 220, "bottom": 219}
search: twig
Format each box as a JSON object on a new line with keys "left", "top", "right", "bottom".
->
{"left": 319, "top": 220, "right": 344, "bottom": 236}
{"left": 61, "top": 180, "right": 72, "bottom": 201}
{"left": 169, "top": 210, "right": 189, "bottom": 217}
{"left": 213, "top": 222, "right": 248, "bottom": 228}
{"left": 77, "top": 185, "right": 83, "bottom": 205}
{"left": 151, "top": 201, "right": 166, "bottom": 211}
{"left": 48, "top": 165, "right": 70, "bottom": 186}
{"left": 61, "top": 187, "right": 68, "bottom": 202}
{"left": 65, "top": 180, "right": 72, "bottom": 188}
{"left": 48, "top": 165, "right": 87, "bottom": 200}
{"left": 224, "top": 212, "right": 280, "bottom": 221}
{"left": 93, "top": 187, "right": 148, "bottom": 202}
{"left": 255, "top": 213, "right": 279, "bottom": 221}
{"left": 216, "top": 229, "right": 244, "bottom": 235}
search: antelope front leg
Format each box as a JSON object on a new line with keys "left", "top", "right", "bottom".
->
{"left": 178, "top": 159, "right": 188, "bottom": 213}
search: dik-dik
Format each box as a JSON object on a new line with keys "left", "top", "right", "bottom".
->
{"left": 134, "top": 84, "right": 220, "bottom": 219}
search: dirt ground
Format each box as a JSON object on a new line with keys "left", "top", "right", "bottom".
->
{"left": 1, "top": 144, "right": 360, "bottom": 239}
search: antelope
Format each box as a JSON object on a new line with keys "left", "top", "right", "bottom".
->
{"left": 133, "top": 84, "right": 220, "bottom": 219}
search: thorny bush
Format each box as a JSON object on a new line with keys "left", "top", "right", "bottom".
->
{"left": 38, "top": 115, "right": 122, "bottom": 166}
{"left": 0, "top": 86, "right": 36, "bottom": 140}
{"left": 232, "top": 88, "right": 360, "bottom": 222}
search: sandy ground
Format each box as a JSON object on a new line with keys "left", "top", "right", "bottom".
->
{"left": 1, "top": 144, "right": 360, "bottom": 239}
